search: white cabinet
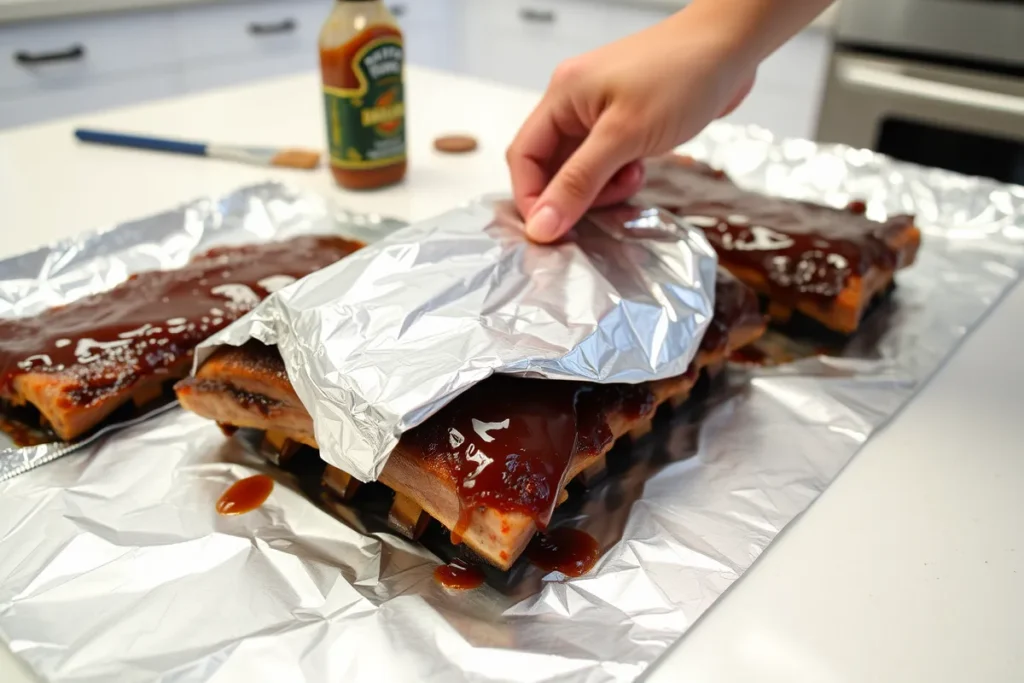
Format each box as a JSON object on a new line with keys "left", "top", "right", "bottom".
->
{"left": 0, "top": 71, "right": 180, "bottom": 129}
{"left": 174, "top": 1, "right": 325, "bottom": 69}
{"left": 0, "top": 11, "right": 179, "bottom": 93}
{"left": 0, "top": 9, "right": 181, "bottom": 129}
{"left": 456, "top": 0, "right": 670, "bottom": 91}
{"left": 394, "top": 0, "right": 461, "bottom": 73}
{"left": 0, "top": 0, "right": 829, "bottom": 140}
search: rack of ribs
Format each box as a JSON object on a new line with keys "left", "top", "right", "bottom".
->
{"left": 0, "top": 235, "right": 363, "bottom": 443}
{"left": 639, "top": 154, "right": 922, "bottom": 334}
{"left": 175, "top": 269, "right": 766, "bottom": 571}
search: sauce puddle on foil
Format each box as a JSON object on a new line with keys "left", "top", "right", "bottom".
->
{"left": 526, "top": 527, "right": 600, "bottom": 577}
{"left": 433, "top": 558, "right": 485, "bottom": 590}
{"left": 216, "top": 474, "right": 274, "bottom": 515}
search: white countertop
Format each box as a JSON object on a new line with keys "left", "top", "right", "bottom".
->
{"left": 1, "top": 66, "right": 1021, "bottom": 683}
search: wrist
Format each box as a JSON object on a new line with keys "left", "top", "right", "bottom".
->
{"left": 662, "top": 2, "right": 762, "bottom": 76}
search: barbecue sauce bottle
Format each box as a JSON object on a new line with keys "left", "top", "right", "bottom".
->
{"left": 319, "top": 0, "right": 406, "bottom": 190}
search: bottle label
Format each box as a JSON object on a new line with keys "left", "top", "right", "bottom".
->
{"left": 323, "top": 35, "right": 405, "bottom": 170}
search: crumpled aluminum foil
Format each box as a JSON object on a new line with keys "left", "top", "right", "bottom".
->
{"left": 2, "top": 122, "right": 1023, "bottom": 683}
{"left": 0, "top": 183, "right": 404, "bottom": 481}
{"left": 196, "top": 197, "right": 718, "bottom": 481}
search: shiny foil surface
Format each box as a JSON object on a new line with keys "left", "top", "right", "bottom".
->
{"left": 196, "top": 198, "right": 718, "bottom": 481}
{"left": 2, "top": 122, "right": 1024, "bottom": 683}
{"left": 0, "top": 183, "right": 403, "bottom": 481}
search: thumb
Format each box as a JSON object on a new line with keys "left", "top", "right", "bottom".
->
{"left": 525, "top": 115, "right": 638, "bottom": 243}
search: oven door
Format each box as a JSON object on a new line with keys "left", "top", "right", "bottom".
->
{"left": 815, "top": 51, "right": 1024, "bottom": 184}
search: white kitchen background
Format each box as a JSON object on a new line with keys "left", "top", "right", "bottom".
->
{"left": 0, "top": 0, "right": 835, "bottom": 139}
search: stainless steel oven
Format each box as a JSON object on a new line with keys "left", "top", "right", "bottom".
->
{"left": 816, "top": 0, "right": 1024, "bottom": 184}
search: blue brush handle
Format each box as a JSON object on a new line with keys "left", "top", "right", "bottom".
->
{"left": 74, "top": 129, "right": 208, "bottom": 157}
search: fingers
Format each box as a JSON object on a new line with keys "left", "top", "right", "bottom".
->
{"left": 506, "top": 100, "right": 561, "bottom": 220}
{"left": 525, "top": 114, "right": 639, "bottom": 243}
{"left": 591, "top": 160, "right": 645, "bottom": 208}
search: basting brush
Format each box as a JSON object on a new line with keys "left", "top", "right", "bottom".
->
{"left": 73, "top": 129, "right": 321, "bottom": 169}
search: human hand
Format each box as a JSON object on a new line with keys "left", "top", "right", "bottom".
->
{"left": 506, "top": 6, "right": 771, "bottom": 242}
{"left": 508, "top": 0, "right": 837, "bottom": 242}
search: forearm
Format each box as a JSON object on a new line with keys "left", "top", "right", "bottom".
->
{"left": 667, "top": 0, "right": 834, "bottom": 68}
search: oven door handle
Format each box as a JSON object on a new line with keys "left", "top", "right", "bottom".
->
{"left": 838, "top": 61, "right": 1024, "bottom": 118}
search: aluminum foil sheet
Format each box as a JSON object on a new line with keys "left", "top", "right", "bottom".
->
{"left": 196, "top": 198, "right": 718, "bottom": 481}
{"left": 0, "top": 182, "right": 404, "bottom": 481}
{"left": 2, "top": 121, "right": 1024, "bottom": 683}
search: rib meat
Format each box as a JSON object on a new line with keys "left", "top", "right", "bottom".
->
{"left": 0, "top": 235, "right": 362, "bottom": 441}
{"left": 176, "top": 269, "right": 765, "bottom": 570}
{"left": 639, "top": 155, "right": 922, "bottom": 333}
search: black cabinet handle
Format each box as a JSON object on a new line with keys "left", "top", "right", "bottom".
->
{"left": 519, "top": 7, "right": 556, "bottom": 22}
{"left": 247, "top": 18, "right": 296, "bottom": 35}
{"left": 389, "top": 4, "right": 407, "bottom": 17}
{"left": 14, "top": 44, "right": 85, "bottom": 65}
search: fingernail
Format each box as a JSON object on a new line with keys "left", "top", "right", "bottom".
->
{"left": 526, "top": 205, "right": 562, "bottom": 242}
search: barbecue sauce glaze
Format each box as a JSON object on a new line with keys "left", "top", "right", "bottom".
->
{"left": 0, "top": 236, "right": 362, "bottom": 408}
{"left": 641, "top": 156, "right": 916, "bottom": 307}
{"left": 401, "top": 271, "right": 763, "bottom": 544}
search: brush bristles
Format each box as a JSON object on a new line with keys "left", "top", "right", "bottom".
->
{"left": 271, "top": 149, "right": 322, "bottom": 170}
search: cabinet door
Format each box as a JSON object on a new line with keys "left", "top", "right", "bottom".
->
{"left": 0, "top": 11, "right": 179, "bottom": 94}
{"left": 455, "top": 0, "right": 671, "bottom": 91}
{"left": 0, "top": 72, "right": 180, "bottom": 130}
{"left": 174, "top": 0, "right": 326, "bottom": 69}
{"left": 388, "top": 0, "right": 460, "bottom": 72}
{"left": 466, "top": 0, "right": 669, "bottom": 52}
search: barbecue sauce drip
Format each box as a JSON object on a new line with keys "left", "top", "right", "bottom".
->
{"left": 526, "top": 528, "right": 600, "bottom": 577}
{"left": 0, "top": 236, "right": 362, "bottom": 407}
{"left": 403, "top": 377, "right": 588, "bottom": 542}
{"left": 216, "top": 474, "right": 275, "bottom": 515}
{"left": 641, "top": 156, "right": 915, "bottom": 307}
{"left": 401, "top": 377, "right": 665, "bottom": 543}
{"left": 433, "top": 558, "right": 485, "bottom": 590}
{"left": 0, "top": 414, "right": 52, "bottom": 447}
{"left": 399, "top": 273, "right": 762, "bottom": 543}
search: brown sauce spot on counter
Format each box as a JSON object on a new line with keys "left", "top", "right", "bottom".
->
{"left": 433, "top": 134, "right": 478, "bottom": 154}
{"left": 527, "top": 527, "right": 600, "bottom": 577}
{"left": 433, "top": 559, "right": 485, "bottom": 590}
{"left": 0, "top": 236, "right": 362, "bottom": 408}
{"left": 216, "top": 474, "right": 274, "bottom": 515}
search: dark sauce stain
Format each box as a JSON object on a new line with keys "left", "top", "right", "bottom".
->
{"left": 433, "top": 558, "right": 485, "bottom": 590}
{"left": 640, "top": 156, "right": 915, "bottom": 308}
{"left": 526, "top": 527, "right": 600, "bottom": 577}
{"left": 216, "top": 422, "right": 239, "bottom": 437}
{"left": 0, "top": 236, "right": 361, "bottom": 409}
{"left": 730, "top": 345, "right": 772, "bottom": 366}
{"left": 0, "top": 412, "right": 54, "bottom": 447}
{"left": 216, "top": 474, "right": 275, "bottom": 515}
